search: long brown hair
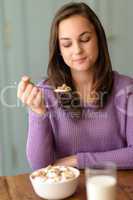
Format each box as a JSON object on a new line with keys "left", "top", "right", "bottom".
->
{"left": 47, "top": 2, "right": 113, "bottom": 117}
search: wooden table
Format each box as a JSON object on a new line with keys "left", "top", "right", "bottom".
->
{"left": 0, "top": 170, "right": 133, "bottom": 200}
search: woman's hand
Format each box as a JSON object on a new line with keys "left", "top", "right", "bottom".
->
{"left": 17, "top": 76, "right": 46, "bottom": 115}
{"left": 54, "top": 155, "right": 77, "bottom": 167}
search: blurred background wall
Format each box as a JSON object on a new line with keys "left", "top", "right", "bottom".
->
{"left": 0, "top": 0, "right": 133, "bottom": 175}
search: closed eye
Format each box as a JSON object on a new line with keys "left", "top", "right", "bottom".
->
{"left": 80, "top": 36, "right": 91, "bottom": 42}
{"left": 61, "top": 42, "right": 72, "bottom": 48}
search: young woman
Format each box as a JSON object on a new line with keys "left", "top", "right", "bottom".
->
{"left": 17, "top": 2, "right": 133, "bottom": 170}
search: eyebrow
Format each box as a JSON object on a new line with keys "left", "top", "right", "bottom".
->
{"left": 59, "top": 31, "right": 92, "bottom": 40}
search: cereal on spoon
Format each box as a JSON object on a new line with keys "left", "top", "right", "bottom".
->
{"left": 54, "top": 84, "right": 71, "bottom": 93}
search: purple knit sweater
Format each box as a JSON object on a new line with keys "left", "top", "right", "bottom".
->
{"left": 27, "top": 71, "right": 133, "bottom": 170}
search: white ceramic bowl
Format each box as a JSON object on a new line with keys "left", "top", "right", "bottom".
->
{"left": 29, "top": 166, "right": 80, "bottom": 199}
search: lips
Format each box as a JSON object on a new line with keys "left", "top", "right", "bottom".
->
{"left": 73, "top": 57, "right": 86, "bottom": 62}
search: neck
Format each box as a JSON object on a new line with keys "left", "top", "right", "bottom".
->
{"left": 71, "top": 70, "right": 93, "bottom": 92}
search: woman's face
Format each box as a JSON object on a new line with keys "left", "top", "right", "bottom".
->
{"left": 58, "top": 15, "right": 99, "bottom": 73}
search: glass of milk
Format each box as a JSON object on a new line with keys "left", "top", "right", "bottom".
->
{"left": 85, "top": 162, "right": 117, "bottom": 200}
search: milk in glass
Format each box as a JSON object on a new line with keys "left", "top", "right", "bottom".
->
{"left": 85, "top": 162, "right": 117, "bottom": 200}
{"left": 86, "top": 175, "right": 117, "bottom": 200}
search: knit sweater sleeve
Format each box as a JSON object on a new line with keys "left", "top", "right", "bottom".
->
{"left": 26, "top": 82, "right": 55, "bottom": 170}
{"left": 77, "top": 85, "right": 133, "bottom": 169}
{"left": 26, "top": 111, "right": 55, "bottom": 170}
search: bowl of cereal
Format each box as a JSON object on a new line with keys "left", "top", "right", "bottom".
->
{"left": 29, "top": 165, "right": 80, "bottom": 199}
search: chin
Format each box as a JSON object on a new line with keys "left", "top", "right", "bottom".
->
{"left": 73, "top": 65, "right": 91, "bottom": 72}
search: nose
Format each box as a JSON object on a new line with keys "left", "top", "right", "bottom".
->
{"left": 73, "top": 42, "right": 82, "bottom": 55}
